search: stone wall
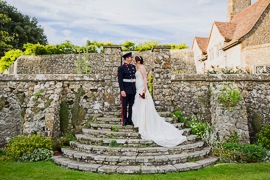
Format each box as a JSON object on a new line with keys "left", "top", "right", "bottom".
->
{"left": 171, "top": 74, "right": 270, "bottom": 142}
{"left": 7, "top": 48, "right": 194, "bottom": 75}
{"left": 227, "top": 0, "right": 251, "bottom": 21}
{"left": 1, "top": 73, "right": 270, "bottom": 145}
{"left": 0, "top": 74, "right": 105, "bottom": 145}
{"left": 1, "top": 46, "right": 270, "bottom": 145}
{"left": 171, "top": 49, "right": 196, "bottom": 74}
{"left": 241, "top": 4, "right": 270, "bottom": 49}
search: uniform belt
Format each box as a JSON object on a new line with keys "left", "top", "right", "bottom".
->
{"left": 123, "top": 79, "right": 136, "bottom": 82}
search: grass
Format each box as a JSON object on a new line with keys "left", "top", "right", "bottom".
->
{"left": 0, "top": 161, "right": 269, "bottom": 180}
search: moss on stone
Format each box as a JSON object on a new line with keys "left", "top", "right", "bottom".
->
{"left": 45, "top": 99, "right": 53, "bottom": 108}
{"left": 88, "top": 92, "right": 96, "bottom": 101}
{"left": 20, "top": 108, "right": 26, "bottom": 118}
{"left": 0, "top": 97, "right": 5, "bottom": 111}
{"left": 251, "top": 111, "right": 263, "bottom": 134}
{"left": 84, "top": 116, "right": 94, "bottom": 128}
{"left": 17, "top": 93, "right": 25, "bottom": 105}
{"left": 71, "top": 86, "right": 86, "bottom": 128}
{"left": 60, "top": 101, "right": 69, "bottom": 134}
{"left": 32, "top": 102, "right": 40, "bottom": 114}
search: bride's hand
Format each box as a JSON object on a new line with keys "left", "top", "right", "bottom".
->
{"left": 139, "top": 92, "right": 145, "bottom": 99}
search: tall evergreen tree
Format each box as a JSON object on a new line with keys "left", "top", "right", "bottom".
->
{"left": 0, "top": 0, "right": 47, "bottom": 56}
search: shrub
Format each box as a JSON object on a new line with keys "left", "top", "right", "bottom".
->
{"left": 0, "top": 49, "right": 23, "bottom": 73}
{"left": 207, "top": 66, "right": 250, "bottom": 74}
{"left": 213, "top": 142, "right": 267, "bottom": 163}
{"left": 60, "top": 101, "right": 69, "bottom": 134}
{"left": 0, "top": 146, "right": 6, "bottom": 156}
{"left": 18, "top": 148, "right": 53, "bottom": 162}
{"left": 111, "top": 126, "right": 119, "bottom": 132}
{"left": 257, "top": 124, "right": 270, "bottom": 150}
{"left": 170, "top": 110, "right": 187, "bottom": 123}
{"left": 218, "top": 84, "right": 241, "bottom": 107}
{"left": 5, "top": 134, "right": 52, "bottom": 159}
{"left": 164, "top": 43, "right": 189, "bottom": 49}
{"left": 52, "top": 131, "right": 76, "bottom": 151}
{"left": 186, "top": 117, "right": 212, "bottom": 138}
{"left": 225, "top": 131, "right": 240, "bottom": 143}
{"left": 121, "top": 41, "right": 135, "bottom": 51}
{"left": 135, "top": 41, "right": 159, "bottom": 52}
{"left": 109, "top": 140, "right": 119, "bottom": 147}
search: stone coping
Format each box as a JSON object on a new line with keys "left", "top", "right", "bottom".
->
{"left": 171, "top": 74, "right": 270, "bottom": 82}
{"left": 0, "top": 74, "right": 104, "bottom": 81}
{"left": 1, "top": 74, "right": 270, "bottom": 82}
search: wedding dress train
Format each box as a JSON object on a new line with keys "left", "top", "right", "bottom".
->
{"left": 132, "top": 70, "right": 187, "bottom": 147}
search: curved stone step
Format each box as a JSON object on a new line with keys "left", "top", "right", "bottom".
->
{"left": 61, "top": 147, "right": 210, "bottom": 166}
{"left": 70, "top": 140, "right": 204, "bottom": 156}
{"left": 93, "top": 116, "right": 175, "bottom": 125}
{"left": 75, "top": 134, "right": 197, "bottom": 147}
{"left": 82, "top": 128, "right": 191, "bottom": 139}
{"left": 87, "top": 122, "right": 184, "bottom": 132}
{"left": 52, "top": 155, "right": 217, "bottom": 174}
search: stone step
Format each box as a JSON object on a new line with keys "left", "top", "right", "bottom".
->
{"left": 102, "top": 109, "right": 172, "bottom": 117}
{"left": 70, "top": 139, "right": 203, "bottom": 156}
{"left": 52, "top": 155, "right": 218, "bottom": 174}
{"left": 61, "top": 147, "right": 210, "bottom": 166}
{"left": 92, "top": 116, "right": 175, "bottom": 125}
{"left": 81, "top": 128, "right": 191, "bottom": 139}
{"left": 87, "top": 122, "right": 184, "bottom": 132}
{"left": 104, "top": 105, "right": 169, "bottom": 112}
{"left": 75, "top": 134, "right": 197, "bottom": 147}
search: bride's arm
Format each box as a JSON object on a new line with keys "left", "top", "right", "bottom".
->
{"left": 139, "top": 65, "right": 148, "bottom": 93}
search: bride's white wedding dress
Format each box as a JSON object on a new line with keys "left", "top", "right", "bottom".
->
{"left": 132, "top": 70, "right": 187, "bottom": 147}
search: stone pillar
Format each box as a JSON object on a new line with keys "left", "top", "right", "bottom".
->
{"left": 210, "top": 82, "right": 250, "bottom": 143}
{"left": 103, "top": 45, "right": 122, "bottom": 116}
{"left": 152, "top": 46, "right": 172, "bottom": 112}
{"left": 227, "top": 0, "right": 251, "bottom": 21}
{"left": 24, "top": 80, "right": 62, "bottom": 138}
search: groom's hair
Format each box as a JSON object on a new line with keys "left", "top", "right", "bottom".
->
{"left": 135, "top": 56, "right": 144, "bottom": 64}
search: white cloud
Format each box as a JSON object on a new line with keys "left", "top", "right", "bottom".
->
{"left": 62, "top": 30, "right": 71, "bottom": 37}
{"left": 5, "top": 0, "right": 228, "bottom": 47}
{"left": 196, "top": 0, "right": 215, "bottom": 6}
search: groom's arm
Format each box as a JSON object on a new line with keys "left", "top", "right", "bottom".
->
{"left": 118, "top": 66, "right": 124, "bottom": 92}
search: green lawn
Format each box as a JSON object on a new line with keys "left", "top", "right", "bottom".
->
{"left": 0, "top": 161, "right": 269, "bottom": 180}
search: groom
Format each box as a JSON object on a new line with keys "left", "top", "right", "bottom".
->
{"left": 118, "top": 52, "right": 136, "bottom": 126}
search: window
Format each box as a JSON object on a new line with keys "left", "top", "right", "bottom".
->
{"left": 255, "top": 65, "right": 270, "bottom": 74}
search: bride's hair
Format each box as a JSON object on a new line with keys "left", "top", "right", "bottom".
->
{"left": 135, "top": 56, "right": 144, "bottom": 64}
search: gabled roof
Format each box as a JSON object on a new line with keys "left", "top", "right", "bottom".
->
{"left": 193, "top": 0, "right": 270, "bottom": 52}
{"left": 214, "top": 22, "right": 237, "bottom": 42}
{"left": 223, "top": 0, "right": 270, "bottom": 49}
{"left": 192, "top": 37, "right": 209, "bottom": 54}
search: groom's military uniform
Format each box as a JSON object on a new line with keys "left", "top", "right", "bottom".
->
{"left": 118, "top": 52, "right": 136, "bottom": 126}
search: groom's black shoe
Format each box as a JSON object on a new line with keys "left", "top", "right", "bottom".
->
{"left": 122, "top": 121, "right": 127, "bottom": 126}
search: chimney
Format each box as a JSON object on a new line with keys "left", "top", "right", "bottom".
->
{"left": 227, "top": 0, "right": 251, "bottom": 21}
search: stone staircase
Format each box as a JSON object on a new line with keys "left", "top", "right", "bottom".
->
{"left": 52, "top": 112, "right": 217, "bottom": 174}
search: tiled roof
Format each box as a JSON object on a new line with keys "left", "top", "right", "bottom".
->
{"left": 194, "top": 0, "right": 270, "bottom": 52}
{"left": 224, "top": 0, "right": 270, "bottom": 48}
{"left": 214, "top": 22, "right": 237, "bottom": 41}
{"left": 194, "top": 37, "right": 209, "bottom": 54}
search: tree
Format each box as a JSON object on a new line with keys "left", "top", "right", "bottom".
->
{"left": 0, "top": 13, "right": 15, "bottom": 55}
{"left": 0, "top": 0, "right": 47, "bottom": 56}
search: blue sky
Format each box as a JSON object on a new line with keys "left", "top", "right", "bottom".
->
{"left": 6, "top": 0, "right": 257, "bottom": 47}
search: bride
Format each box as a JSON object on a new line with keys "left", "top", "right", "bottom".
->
{"left": 132, "top": 56, "right": 187, "bottom": 148}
